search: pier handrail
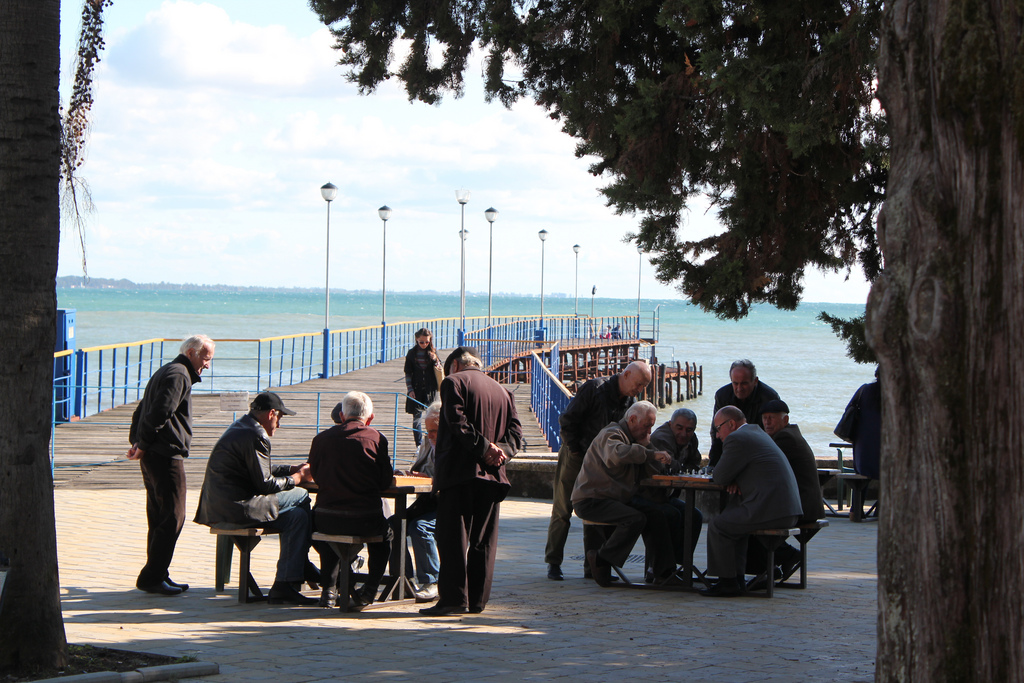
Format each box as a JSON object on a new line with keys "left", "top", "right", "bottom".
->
{"left": 530, "top": 350, "right": 573, "bottom": 451}
{"left": 53, "top": 313, "right": 651, "bottom": 421}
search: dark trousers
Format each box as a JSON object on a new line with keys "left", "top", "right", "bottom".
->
{"left": 435, "top": 480, "right": 502, "bottom": 610}
{"left": 138, "top": 454, "right": 187, "bottom": 587}
{"left": 314, "top": 511, "right": 393, "bottom": 593}
{"left": 630, "top": 495, "right": 703, "bottom": 575}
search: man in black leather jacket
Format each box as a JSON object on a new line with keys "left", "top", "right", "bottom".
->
{"left": 543, "top": 360, "right": 652, "bottom": 580}
{"left": 195, "top": 392, "right": 316, "bottom": 605}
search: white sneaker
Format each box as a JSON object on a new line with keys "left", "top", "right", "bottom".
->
{"left": 414, "top": 583, "right": 438, "bottom": 603}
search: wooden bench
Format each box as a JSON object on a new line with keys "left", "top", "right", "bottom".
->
{"left": 311, "top": 532, "right": 384, "bottom": 612}
{"left": 748, "top": 520, "right": 830, "bottom": 597}
{"left": 578, "top": 519, "right": 634, "bottom": 584}
{"left": 835, "top": 473, "right": 878, "bottom": 522}
{"left": 210, "top": 527, "right": 280, "bottom": 604}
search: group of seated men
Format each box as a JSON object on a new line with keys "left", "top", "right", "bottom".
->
{"left": 194, "top": 390, "right": 440, "bottom": 609}
{"left": 547, "top": 358, "right": 825, "bottom": 596}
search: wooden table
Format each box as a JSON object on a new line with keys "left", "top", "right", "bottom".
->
{"left": 640, "top": 475, "right": 726, "bottom": 590}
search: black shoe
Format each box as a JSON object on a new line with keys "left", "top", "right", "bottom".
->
{"left": 547, "top": 564, "right": 563, "bottom": 581}
{"left": 319, "top": 587, "right": 338, "bottom": 608}
{"left": 137, "top": 580, "right": 183, "bottom": 596}
{"left": 419, "top": 604, "right": 468, "bottom": 616}
{"left": 468, "top": 605, "right": 484, "bottom": 614}
{"left": 267, "top": 581, "right": 318, "bottom": 606}
{"left": 166, "top": 577, "right": 189, "bottom": 592}
{"left": 586, "top": 550, "right": 612, "bottom": 588}
{"left": 699, "top": 577, "right": 743, "bottom": 597}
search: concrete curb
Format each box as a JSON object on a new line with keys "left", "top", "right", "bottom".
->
{"left": 31, "top": 661, "right": 219, "bottom": 683}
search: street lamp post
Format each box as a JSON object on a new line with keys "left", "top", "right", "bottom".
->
{"left": 320, "top": 182, "right": 338, "bottom": 378}
{"left": 378, "top": 205, "right": 392, "bottom": 364}
{"left": 456, "top": 189, "right": 470, "bottom": 342}
{"left": 573, "top": 244, "right": 581, "bottom": 316}
{"left": 637, "top": 244, "right": 643, "bottom": 338}
{"left": 485, "top": 207, "right": 498, "bottom": 328}
{"left": 538, "top": 229, "right": 548, "bottom": 338}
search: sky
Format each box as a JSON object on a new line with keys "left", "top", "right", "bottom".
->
{"left": 56, "top": 0, "right": 873, "bottom": 304}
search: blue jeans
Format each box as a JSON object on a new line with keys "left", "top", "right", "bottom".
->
{"left": 389, "top": 510, "right": 440, "bottom": 585}
{"left": 262, "top": 488, "right": 312, "bottom": 583}
{"left": 408, "top": 512, "right": 439, "bottom": 585}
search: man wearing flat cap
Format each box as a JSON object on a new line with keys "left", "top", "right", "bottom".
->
{"left": 195, "top": 391, "right": 318, "bottom": 605}
{"left": 746, "top": 399, "right": 825, "bottom": 580}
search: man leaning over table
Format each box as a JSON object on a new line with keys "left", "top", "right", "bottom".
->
{"left": 194, "top": 391, "right": 318, "bottom": 606}
{"left": 389, "top": 399, "right": 442, "bottom": 603}
{"left": 701, "top": 406, "right": 802, "bottom": 597}
{"left": 544, "top": 360, "right": 652, "bottom": 581}
{"left": 420, "top": 346, "right": 523, "bottom": 617}
{"left": 571, "top": 401, "right": 678, "bottom": 587}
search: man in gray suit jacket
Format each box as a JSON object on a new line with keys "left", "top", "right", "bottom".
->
{"left": 701, "top": 406, "right": 802, "bottom": 597}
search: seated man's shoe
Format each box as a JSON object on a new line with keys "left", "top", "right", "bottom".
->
{"left": 779, "top": 555, "right": 801, "bottom": 580}
{"left": 268, "top": 581, "right": 318, "bottom": 606}
{"left": 137, "top": 580, "right": 183, "bottom": 596}
{"left": 547, "top": 563, "right": 563, "bottom": 581}
{"left": 698, "top": 577, "right": 743, "bottom": 597}
{"left": 351, "top": 584, "right": 377, "bottom": 608}
{"left": 414, "top": 582, "right": 439, "bottom": 603}
{"left": 419, "top": 604, "right": 468, "bottom": 616}
{"left": 165, "top": 577, "right": 189, "bottom": 592}
{"left": 586, "top": 550, "right": 613, "bottom": 588}
{"left": 318, "top": 586, "right": 338, "bottom": 608}
{"left": 468, "top": 604, "right": 484, "bottom": 614}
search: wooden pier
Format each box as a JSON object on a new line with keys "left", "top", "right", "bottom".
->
{"left": 50, "top": 351, "right": 549, "bottom": 490}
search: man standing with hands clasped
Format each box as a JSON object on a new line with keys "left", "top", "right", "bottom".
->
{"left": 419, "top": 347, "right": 523, "bottom": 616}
{"left": 128, "top": 334, "right": 215, "bottom": 596}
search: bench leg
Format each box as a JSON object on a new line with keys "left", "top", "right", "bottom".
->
{"left": 326, "top": 542, "right": 360, "bottom": 613}
{"left": 234, "top": 537, "right": 265, "bottom": 604}
{"left": 215, "top": 535, "right": 233, "bottom": 591}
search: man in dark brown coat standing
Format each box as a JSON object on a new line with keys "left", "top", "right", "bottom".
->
{"left": 419, "top": 347, "right": 523, "bottom": 616}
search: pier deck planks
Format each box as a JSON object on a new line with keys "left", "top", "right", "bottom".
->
{"left": 51, "top": 352, "right": 550, "bottom": 490}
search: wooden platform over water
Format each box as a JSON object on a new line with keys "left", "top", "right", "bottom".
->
{"left": 51, "top": 351, "right": 550, "bottom": 490}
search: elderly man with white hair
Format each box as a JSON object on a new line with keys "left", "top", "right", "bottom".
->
{"left": 571, "top": 401, "right": 678, "bottom": 587}
{"left": 308, "top": 391, "right": 394, "bottom": 609}
{"left": 128, "top": 334, "right": 215, "bottom": 596}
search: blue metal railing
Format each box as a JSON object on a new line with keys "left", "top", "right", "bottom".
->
{"left": 54, "top": 314, "right": 652, "bottom": 421}
{"left": 530, "top": 350, "right": 573, "bottom": 451}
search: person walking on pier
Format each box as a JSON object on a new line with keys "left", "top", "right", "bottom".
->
{"left": 127, "top": 334, "right": 215, "bottom": 596}
{"left": 404, "top": 328, "right": 444, "bottom": 446}
{"left": 420, "top": 346, "right": 523, "bottom": 616}
{"left": 544, "top": 360, "right": 652, "bottom": 581}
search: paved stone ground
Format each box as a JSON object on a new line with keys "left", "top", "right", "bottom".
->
{"left": 57, "top": 489, "right": 877, "bottom": 682}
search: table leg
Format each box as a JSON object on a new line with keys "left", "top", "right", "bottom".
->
{"left": 682, "top": 490, "right": 695, "bottom": 589}
{"left": 379, "top": 492, "right": 416, "bottom": 602}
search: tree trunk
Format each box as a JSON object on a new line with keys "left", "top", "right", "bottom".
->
{"left": 0, "top": 0, "right": 68, "bottom": 673}
{"left": 873, "top": 0, "right": 1024, "bottom": 680}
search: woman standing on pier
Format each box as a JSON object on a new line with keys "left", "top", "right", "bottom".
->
{"left": 404, "top": 328, "right": 444, "bottom": 445}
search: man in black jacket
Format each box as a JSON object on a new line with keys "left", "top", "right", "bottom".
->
{"left": 128, "top": 334, "right": 214, "bottom": 596}
{"left": 419, "top": 347, "right": 523, "bottom": 616}
{"left": 745, "top": 399, "right": 825, "bottom": 581}
{"left": 707, "top": 359, "right": 781, "bottom": 467}
{"left": 543, "top": 360, "right": 651, "bottom": 580}
{"left": 195, "top": 392, "right": 316, "bottom": 605}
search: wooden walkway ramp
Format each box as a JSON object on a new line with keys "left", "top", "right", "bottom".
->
{"left": 51, "top": 350, "right": 551, "bottom": 490}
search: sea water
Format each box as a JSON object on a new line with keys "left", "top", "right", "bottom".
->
{"left": 56, "top": 288, "right": 875, "bottom": 457}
